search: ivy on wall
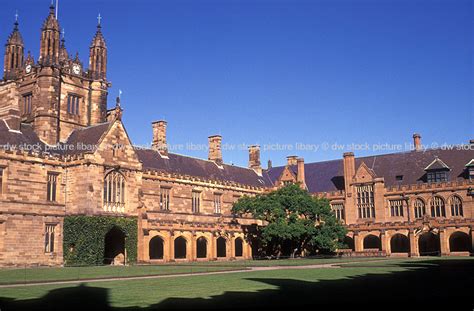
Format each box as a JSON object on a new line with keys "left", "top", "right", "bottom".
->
{"left": 63, "top": 215, "right": 137, "bottom": 266}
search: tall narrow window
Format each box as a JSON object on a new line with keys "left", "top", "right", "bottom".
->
{"left": 67, "top": 94, "right": 81, "bottom": 115}
{"left": 214, "top": 193, "right": 222, "bottom": 214}
{"left": 356, "top": 184, "right": 375, "bottom": 219}
{"left": 47, "top": 173, "right": 58, "bottom": 202}
{"left": 0, "top": 167, "right": 3, "bottom": 194}
{"left": 389, "top": 199, "right": 404, "bottom": 217}
{"left": 449, "top": 196, "right": 463, "bottom": 217}
{"left": 160, "top": 187, "right": 170, "bottom": 211}
{"left": 22, "top": 93, "right": 32, "bottom": 115}
{"left": 430, "top": 196, "right": 446, "bottom": 218}
{"left": 331, "top": 202, "right": 345, "bottom": 222}
{"left": 414, "top": 198, "right": 426, "bottom": 219}
{"left": 44, "top": 224, "right": 56, "bottom": 253}
{"left": 103, "top": 171, "right": 126, "bottom": 212}
{"left": 192, "top": 191, "right": 201, "bottom": 213}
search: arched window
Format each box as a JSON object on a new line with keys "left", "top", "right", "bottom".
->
{"left": 449, "top": 196, "right": 463, "bottom": 217}
{"left": 103, "top": 171, "right": 126, "bottom": 212}
{"left": 414, "top": 198, "right": 426, "bottom": 219}
{"left": 430, "top": 196, "right": 445, "bottom": 218}
{"left": 234, "top": 238, "right": 244, "bottom": 257}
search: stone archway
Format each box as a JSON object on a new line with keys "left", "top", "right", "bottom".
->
{"left": 104, "top": 226, "right": 125, "bottom": 265}
{"left": 449, "top": 231, "right": 470, "bottom": 252}
{"left": 418, "top": 232, "right": 440, "bottom": 256}
{"left": 174, "top": 236, "right": 187, "bottom": 259}
{"left": 343, "top": 236, "right": 355, "bottom": 251}
{"left": 196, "top": 237, "right": 207, "bottom": 259}
{"left": 363, "top": 234, "right": 381, "bottom": 250}
{"left": 234, "top": 238, "right": 244, "bottom": 257}
{"left": 149, "top": 236, "right": 164, "bottom": 260}
{"left": 217, "top": 237, "right": 227, "bottom": 258}
{"left": 390, "top": 234, "right": 410, "bottom": 253}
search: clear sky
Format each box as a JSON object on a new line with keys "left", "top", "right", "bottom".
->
{"left": 1, "top": 0, "right": 472, "bottom": 167}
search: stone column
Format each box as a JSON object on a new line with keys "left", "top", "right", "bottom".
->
{"left": 229, "top": 235, "right": 234, "bottom": 259}
{"left": 190, "top": 233, "right": 197, "bottom": 261}
{"left": 439, "top": 229, "right": 448, "bottom": 256}
{"left": 381, "top": 231, "right": 389, "bottom": 255}
{"left": 169, "top": 234, "right": 175, "bottom": 261}
{"left": 409, "top": 229, "right": 419, "bottom": 257}
{"left": 354, "top": 232, "right": 362, "bottom": 252}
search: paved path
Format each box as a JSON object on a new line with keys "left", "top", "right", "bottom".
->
{"left": 0, "top": 262, "right": 345, "bottom": 289}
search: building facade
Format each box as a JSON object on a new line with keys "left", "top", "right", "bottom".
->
{"left": 0, "top": 4, "right": 472, "bottom": 266}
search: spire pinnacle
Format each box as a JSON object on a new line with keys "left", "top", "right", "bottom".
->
{"left": 13, "top": 11, "right": 19, "bottom": 30}
{"left": 97, "top": 13, "right": 102, "bottom": 27}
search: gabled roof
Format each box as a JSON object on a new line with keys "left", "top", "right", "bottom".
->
{"left": 265, "top": 148, "right": 474, "bottom": 193}
{"left": 136, "top": 149, "right": 268, "bottom": 188}
{"left": 65, "top": 122, "right": 111, "bottom": 155}
{"left": 424, "top": 157, "right": 450, "bottom": 171}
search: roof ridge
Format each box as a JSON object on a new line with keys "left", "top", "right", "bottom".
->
{"left": 136, "top": 148, "right": 258, "bottom": 173}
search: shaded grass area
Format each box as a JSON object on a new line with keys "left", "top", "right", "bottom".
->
{"left": 0, "top": 257, "right": 385, "bottom": 285}
{"left": 0, "top": 258, "right": 473, "bottom": 310}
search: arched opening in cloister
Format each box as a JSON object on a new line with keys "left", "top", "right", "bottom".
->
{"left": 390, "top": 233, "right": 410, "bottom": 253}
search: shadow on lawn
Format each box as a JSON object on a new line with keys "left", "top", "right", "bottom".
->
{"left": 0, "top": 259, "right": 472, "bottom": 310}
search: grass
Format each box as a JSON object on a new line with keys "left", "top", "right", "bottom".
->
{"left": 0, "top": 256, "right": 386, "bottom": 285}
{"left": 0, "top": 257, "right": 472, "bottom": 310}
{"left": 0, "top": 264, "right": 243, "bottom": 285}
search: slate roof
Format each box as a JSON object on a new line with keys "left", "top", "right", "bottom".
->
{"left": 65, "top": 122, "right": 111, "bottom": 155}
{"left": 1, "top": 120, "right": 472, "bottom": 190}
{"left": 136, "top": 149, "right": 268, "bottom": 188}
{"left": 265, "top": 148, "right": 474, "bottom": 193}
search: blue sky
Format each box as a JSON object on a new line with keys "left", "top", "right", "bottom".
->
{"left": 1, "top": 0, "right": 472, "bottom": 167}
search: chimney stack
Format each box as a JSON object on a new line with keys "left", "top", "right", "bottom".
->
{"left": 297, "top": 157, "right": 306, "bottom": 189}
{"left": 413, "top": 133, "right": 422, "bottom": 151}
{"left": 287, "top": 155, "right": 298, "bottom": 166}
{"left": 343, "top": 152, "right": 355, "bottom": 193}
{"left": 248, "top": 145, "right": 262, "bottom": 175}
{"left": 152, "top": 120, "right": 168, "bottom": 157}
{"left": 208, "top": 135, "right": 223, "bottom": 165}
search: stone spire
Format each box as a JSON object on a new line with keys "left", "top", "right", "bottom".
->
{"left": 3, "top": 13, "right": 24, "bottom": 80}
{"left": 39, "top": 3, "right": 61, "bottom": 65}
{"left": 89, "top": 14, "right": 107, "bottom": 80}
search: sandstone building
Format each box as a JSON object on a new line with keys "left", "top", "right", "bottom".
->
{"left": 0, "top": 4, "right": 472, "bottom": 266}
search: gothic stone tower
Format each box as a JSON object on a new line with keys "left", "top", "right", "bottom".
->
{"left": 0, "top": 3, "right": 110, "bottom": 144}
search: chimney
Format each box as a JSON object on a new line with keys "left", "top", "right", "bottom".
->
{"left": 287, "top": 155, "right": 298, "bottom": 166}
{"left": 343, "top": 152, "right": 355, "bottom": 193}
{"left": 267, "top": 159, "right": 273, "bottom": 169}
{"left": 208, "top": 135, "right": 223, "bottom": 165}
{"left": 413, "top": 133, "right": 422, "bottom": 151}
{"left": 297, "top": 157, "right": 306, "bottom": 189}
{"left": 152, "top": 120, "right": 168, "bottom": 156}
{"left": 248, "top": 145, "right": 262, "bottom": 175}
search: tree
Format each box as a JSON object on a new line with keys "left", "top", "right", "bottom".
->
{"left": 232, "top": 184, "right": 346, "bottom": 257}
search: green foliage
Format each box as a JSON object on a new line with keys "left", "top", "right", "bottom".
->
{"left": 63, "top": 215, "right": 137, "bottom": 266}
{"left": 232, "top": 184, "right": 346, "bottom": 256}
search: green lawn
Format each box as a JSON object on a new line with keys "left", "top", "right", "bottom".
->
{"left": 0, "top": 264, "right": 243, "bottom": 285}
{"left": 0, "top": 258, "right": 472, "bottom": 310}
{"left": 0, "top": 256, "right": 386, "bottom": 285}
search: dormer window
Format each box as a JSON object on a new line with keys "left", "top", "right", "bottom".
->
{"left": 424, "top": 157, "right": 450, "bottom": 183}
{"left": 465, "top": 159, "right": 474, "bottom": 181}
{"left": 427, "top": 171, "right": 448, "bottom": 183}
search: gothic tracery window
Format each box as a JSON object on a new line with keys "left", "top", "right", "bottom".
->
{"left": 449, "top": 195, "right": 463, "bottom": 217}
{"left": 414, "top": 198, "right": 426, "bottom": 219}
{"left": 430, "top": 196, "right": 446, "bottom": 218}
{"left": 356, "top": 184, "right": 375, "bottom": 219}
{"left": 103, "top": 171, "right": 125, "bottom": 212}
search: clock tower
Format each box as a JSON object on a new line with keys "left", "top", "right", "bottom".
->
{"left": 0, "top": 3, "right": 110, "bottom": 144}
